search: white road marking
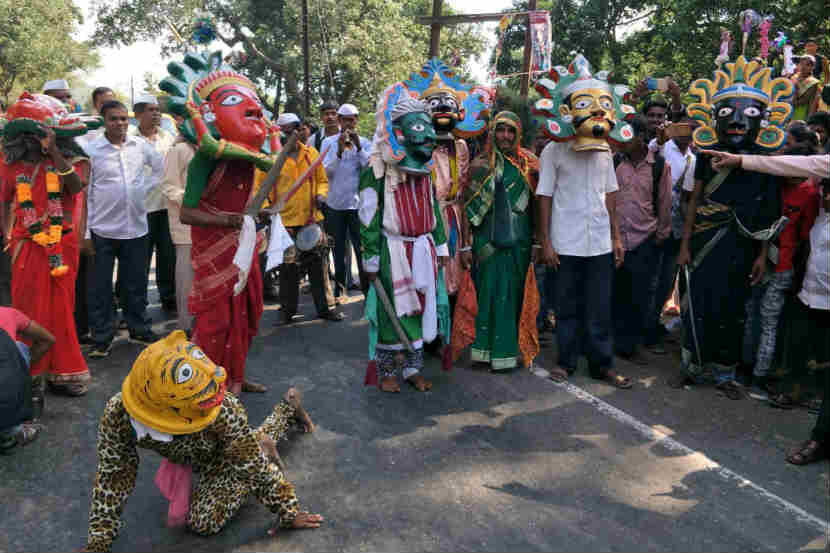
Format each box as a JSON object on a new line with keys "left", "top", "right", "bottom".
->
{"left": 545, "top": 377, "right": 830, "bottom": 535}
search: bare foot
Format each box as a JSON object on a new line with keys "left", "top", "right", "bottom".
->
{"left": 405, "top": 374, "right": 432, "bottom": 391}
{"left": 242, "top": 380, "right": 267, "bottom": 393}
{"left": 284, "top": 388, "right": 314, "bottom": 432}
{"left": 257, "top": 432, "right": 284, "bottom": 469}
{"left": 380, "top": 376, "right": 400, "bottom": 393}
{"left": 548, "top": 367, "right": 569, "bottom": 383}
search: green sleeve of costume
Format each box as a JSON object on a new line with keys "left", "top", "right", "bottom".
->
{"left": 183, "top": 151, "right": 216, "bottom": 208}
{"left": 359, "top": 167, "right": 383, "bottom": 268}
{"left": 431, "top": 180, "right": 448, "bottom": 246}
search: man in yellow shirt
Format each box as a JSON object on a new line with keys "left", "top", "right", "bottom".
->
{"left": 274, "top": 114, "right": 341, "bottom": 324}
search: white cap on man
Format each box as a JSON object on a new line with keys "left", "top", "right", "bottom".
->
{"left": 42, "top": 79, "right": 70, "bottom": 92}
{"left": 277, "top": 112, "right": 301, "bottom": 126}
{"left": 337, "top": 103, "right": 359, "bottom": 117}
{"left": 133, "top": 94, "right": 158, "bottom": 108}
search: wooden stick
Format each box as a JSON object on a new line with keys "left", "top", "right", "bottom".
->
{"left": 273, "top": 145, "right": 330, "bottom": 212}
{"left": 245, "top": 132, "right": 297, "bottom": 216}
{"left": 372, "top": 281, "right": 415, "bottom": 353}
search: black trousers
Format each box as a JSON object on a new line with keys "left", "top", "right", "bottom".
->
{"left": 324, "top": 207, "right": 367, "bottom": 297}
{"left": 812, "top": 369, "right": 829, "bottom": 444}
{"left": 556, "top": 253, "right": 615, "bottom": 378}
{"left": 613, "top": 236, "right": 657, "bottom": 356}
{"left": 146, "top": 210, "right": 176, "bottom": 304}
{"left": 278, "top": 239, "right": 335, "bottom": 316}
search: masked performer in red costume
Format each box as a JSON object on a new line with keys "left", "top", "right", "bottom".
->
{"left": 160, "top": 52, "right": 281, "bottom": 396}
{"left": 0, "top": 93, "right": 101, "bottom": 404}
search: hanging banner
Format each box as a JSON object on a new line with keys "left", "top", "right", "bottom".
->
{"left": 529, "top": 10, "right": 551, "bottom": 74}
{"left": 489, "top": 14, "right": 514, "bottom": 81}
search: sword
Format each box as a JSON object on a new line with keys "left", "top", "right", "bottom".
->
{"left": 683, "top": 264, "right": 703, "bottom": 371}
{"left": 371, "top": 280, "right": 415, "bottom": 353}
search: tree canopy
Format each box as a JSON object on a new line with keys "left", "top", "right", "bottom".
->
{"left": 88, "top": 0, "right": 486, "bottom": 134}
{"left": 493, "top": 0, "right": 829, "bottom": 98}
{"left": 0, "top": 0, "right": 99, "bottom": 106}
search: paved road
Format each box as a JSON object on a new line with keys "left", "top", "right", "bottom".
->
{"left": 1, "top": 285, "right": 828, "bottom": 552}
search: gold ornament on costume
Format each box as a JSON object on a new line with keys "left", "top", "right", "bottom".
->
{"left": 687, "top": 56, "right": 794, "bottom": 151}
{"left": 122, "top": 331, "right": 228, "bottom": 435}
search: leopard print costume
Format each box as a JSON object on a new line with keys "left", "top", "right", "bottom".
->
{"left": 86, "top": 393, "right": 300, "bottom": 552}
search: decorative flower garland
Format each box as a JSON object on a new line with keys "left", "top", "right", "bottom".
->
{"left": 15, "top": 168, "right": 68, "bottom": 277}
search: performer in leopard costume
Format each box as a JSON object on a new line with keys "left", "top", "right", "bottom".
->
{"left": 85, "top": 331, "right": 321, "bottom": 551}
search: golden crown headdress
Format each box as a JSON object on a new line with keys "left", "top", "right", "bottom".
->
{"left": 687, "top": 56, "right": 794, "bottom": 150}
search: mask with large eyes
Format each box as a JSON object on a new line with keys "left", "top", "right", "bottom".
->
{"left": 122, "top": 330, "right": 228, "bottom": 435}
{"left": 714, "top": 97, "right": 764, "bottom": 152}
{"left": 205, "top": 84, "right": 267, "bottom": 152}
{"left": 423, "top": 91, "right": 461, "bottom": 137}
{"left": 392, "top": 111, "right": 437, "bottom": 174}
{"left": 559, "top": 87, "right": 617, "bottom": 151}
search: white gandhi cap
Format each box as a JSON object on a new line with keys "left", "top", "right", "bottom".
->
{"left": 337, "top": 103, "right": 359, "bottom": 116}
{"left": 133, "top": 94, "right": 159, "bottom": 107}
{"left": 42, "top": 79, "right": 70, "bottom": 91}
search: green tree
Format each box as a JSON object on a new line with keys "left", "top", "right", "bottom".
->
{"left": 88, "top": 0, "right": 486, "bottom": 135}
{"left": 491, "top": 0, "right": 829, "bottom": 101}
{"left": 0, "top": 0, "right": 99, "bottom": 105}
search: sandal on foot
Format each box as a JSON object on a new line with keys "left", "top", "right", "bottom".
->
{"left": 548, "top": 367, "right": 569, "bottom": 383}
{"left": 380, "top": 376, "right": 400, "bottom": 393}
{"left": 770, "top": 393, "right": 795, "bottom": 409}
{"left": 604, "top": 370, "right": 632, "bottom": 389}
{"left": 786, "top": 440, "right": 826, "bottom": 465}
{"left": 716, "top": 380, "right": 745, "bottom": 400}
{"left": 668, "top": 371, "right": 693, "bottom": 389}
{"left": 242, "top": 380, "right": 267, "bottom": 393}
{"left": 806, "top": 397, "right": 823, "bottom": 414}
{"left": 405, "top": 374, "right": 432, "bottom": 392}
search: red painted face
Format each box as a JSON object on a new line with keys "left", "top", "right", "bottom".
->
{"left": 207, "top": 84, "right": 267, "bottom": 151}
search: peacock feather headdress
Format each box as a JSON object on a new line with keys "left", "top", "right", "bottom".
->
{"left": 159, "top": 50, "right": 273, "bottom": 154}
{"left": 687, "top": 56, "right": 794, "bottom": 151}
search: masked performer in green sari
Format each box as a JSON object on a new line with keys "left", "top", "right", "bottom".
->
{"left": 464, "top": 111, "right": 540, "bottom": 371}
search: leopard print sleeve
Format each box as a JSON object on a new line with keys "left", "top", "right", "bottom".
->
{"left": 86, "top": 394, "right": 139, "bottom": 552}
{"left": 215, "top": 395, "right": 300, "bottom": 527}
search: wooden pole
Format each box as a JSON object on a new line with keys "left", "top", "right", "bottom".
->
{"left": 520, "top": 0, "right": 537, "bottom": 99}
{"left": 428, "top": 0, "right": 443, "bottom": 58}
{"left": 302, "top": 0, "right": 311, "bottom": 117}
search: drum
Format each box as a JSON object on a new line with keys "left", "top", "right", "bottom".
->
{"left": 295, "top": 223, "right": 323, "bottom": 252}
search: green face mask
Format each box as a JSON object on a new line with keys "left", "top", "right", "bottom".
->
{"left": 393, "top": 111, "right": 437, "bottom": 175}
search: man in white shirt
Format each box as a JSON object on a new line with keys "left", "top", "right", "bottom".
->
{"left": 321, "top": 103, "right": 371, "bottom": 298}
{"left": 129, "top": 95, "right": 177, "bottom": 312}
{"left": 536, "top": 141, "right": 629, "bottom": 388}
{"left": 85, "top": 100, "right": 163, "bottom": 357}
{"left": 646, "top": 118, "right": 697, "bottom": 352}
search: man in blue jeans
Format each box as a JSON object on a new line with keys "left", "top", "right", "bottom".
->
{"left": 84, "top": 101, "right": 163, "bottom": 358}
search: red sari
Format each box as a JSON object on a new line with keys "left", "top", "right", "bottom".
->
{"left": 1, "top": 159, "right": 89, "bottom": 384}
{"left": 189, "top": 160, "right": 264, "bottom": 385}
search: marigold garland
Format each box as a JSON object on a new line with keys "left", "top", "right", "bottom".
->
{"left": 15, "top": 168, "right": 69, "bottom": 277}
